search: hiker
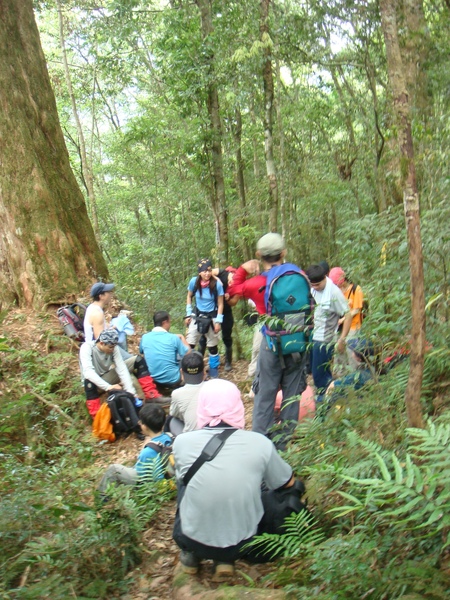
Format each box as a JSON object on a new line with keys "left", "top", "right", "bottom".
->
{"left": 305, "top": 264, "right": 352, "bottom": 405}
{"left": 185, "top": 259, "right": 224, "bottom": 378}
{"left": 227, "top": 259, "right": 266, "bottom": 379}
{"left": 80, "top": 329, "right": 161, "bottom": 418}
{"left": 329, "top": 267, "right": 365, "bottom": 372}
{"left": 97, "top": 404, "right": 173, "bottom": 494}
{"left": 173, "top": 379, "right": 304, "bottom": 580}
{"left": 110, "top": 310, "right": 134, "bottom": 352}
{"left": 251, "top": 233, "right": 312, "bottom": 440}
{"left": 139, "top": 311, "right": 190, "bottom": 392}
{"left": 325, "top": 338, "right": 375, "bottom": 410}
{"left": 167, "top": 351, "right": 205, "bottom": 435}
{"left": 199, "top": 267, "right": 236, "bottom": 372}
{"left": 84, "top": 281, "right": 115, "bottom": 343}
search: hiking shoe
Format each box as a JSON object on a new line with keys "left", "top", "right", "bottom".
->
{"left": 212, "top": 561, "right": 235, "bottom": 582}
{"left": 179, "top": 550, "right": 199, "bottom": 575}
{"left": 224, "top": 362, "right": 232, "bottom": 372}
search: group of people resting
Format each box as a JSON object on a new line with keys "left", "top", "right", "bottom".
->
{"left": 81, "top": 231, "right": 375, "bottom": 580}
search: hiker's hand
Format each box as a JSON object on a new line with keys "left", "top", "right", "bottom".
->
{"left": 185, "top": 317, "right": 191, "bottom": 326}
{"left": 214, "top": 322, "right": 221, "bottom": 334}
{"left": 336, "top": 338, "right": 346, "bottom": 354}
{"left": 109, "top": 384, "right": 122, "bottom": 391}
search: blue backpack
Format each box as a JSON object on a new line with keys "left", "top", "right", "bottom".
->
{"left": 262, "top": 263, "right": 312, "bottom": 356}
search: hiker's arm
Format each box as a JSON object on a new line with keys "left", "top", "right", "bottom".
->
{"left": 185, "top": 290, "right": 194, "bottom": 326}
{"left": 113, "top": 348, "right": 137, "bottom": 396}
{"left": 337, "top": 312, "right": 352, "bottom": 353}
{"left": 226, "top": 294, "right": 241, "bottom": 307}
{"left": 214, "top": 294, "right": 224, "bottom": 333}
{"left": 90, "top": 310, "right": 106, "bottom": 340}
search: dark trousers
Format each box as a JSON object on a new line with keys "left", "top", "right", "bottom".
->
{"left": 173, "top": 509, "right": 272, "bottom": 564}
{"left": 311, "top": 340, "right": 334, "bottom": 402}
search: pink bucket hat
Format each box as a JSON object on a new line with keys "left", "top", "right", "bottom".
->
{"left": 329, "top": 267, "right": 346, "bottom": 286}
{"left": 197, "top": 379, "right": 245, "bottom": 429}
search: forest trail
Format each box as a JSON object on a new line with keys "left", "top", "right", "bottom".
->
{"left": 2, "top": 309, "right": 286, "bottom": 599}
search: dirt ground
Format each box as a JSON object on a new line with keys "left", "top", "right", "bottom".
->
{"left": 2, "top": 308, "right": 285, "bottom": 599}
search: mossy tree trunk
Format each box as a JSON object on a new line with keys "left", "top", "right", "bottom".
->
{"left": 0, "top": 0, "right": 108, "bottom": 307}
{"left": 380, "top": 0, "right": 425, "bottom": 429}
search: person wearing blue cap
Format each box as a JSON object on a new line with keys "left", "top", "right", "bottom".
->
{"left": 84, "top": 281, "right": 116, "bottom": 343}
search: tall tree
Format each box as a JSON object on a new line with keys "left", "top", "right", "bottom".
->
{"left": 380, "top": 0, "right": 425, "bottom": 428}
{"left": 260, "top": 0, "right": 278, "bottom": 231}
{"left": 196, "top": 0, "right": 229, "bottom": 263}
{"left": 0, "top": 0, "right": 107, "bottom": 307}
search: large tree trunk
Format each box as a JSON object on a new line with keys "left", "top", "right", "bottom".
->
{"left": 0, "top": 0, "right": 108, "bottom": 307}
{"left": 196, "top": 0, "right": 229, "bottom": 263}
{"left": 380, "top": 0, "right": 425, "bottom": 428}
{"left": 260, "top": 0, "right": 278, "bottom": 232}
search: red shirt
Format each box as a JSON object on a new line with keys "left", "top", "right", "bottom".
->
{"left": 227, "top": 266, "right": 266, "bottom": 314}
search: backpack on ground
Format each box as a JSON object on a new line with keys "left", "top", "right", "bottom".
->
{"left": 260, "top": 479, "right": 310, "bottom": 535}
{"left": 57, "top": 303, "right": 87, "bottom": 341}
{"left": 107, "top": 391, "right": 141, "bottom": 436}
{"left": 144, "top": 434, "right": 175, "bottom": 479}
{"left": 92, "top": 403, "right": 116, "bottom": 442}
{"left": 262, "top": 263, "right": 313, "bottom": 356}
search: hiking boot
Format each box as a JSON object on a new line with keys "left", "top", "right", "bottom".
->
{"left": 179, "top": 550, "right": 199, "bottom": 575}
{"left": 212, "top": 561, "right": 235, "bottom": 582}
{"left": 224, "top": 347, "right": 232, "bottom": 372}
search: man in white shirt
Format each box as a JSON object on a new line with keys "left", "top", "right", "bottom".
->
{"left": 305, "top": 264, "right": 352, "bottom": 404}
{"left": 168, "top": 352, "right": 205, "bottom": 434}
{"left": 83, "top": 281, "right": 115, "bottom": 342}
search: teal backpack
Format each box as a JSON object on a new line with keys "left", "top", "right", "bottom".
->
{"left": 262, "top": 263, "right": 313, "bottom": 356}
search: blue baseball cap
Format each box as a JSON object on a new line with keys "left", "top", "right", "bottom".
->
{"left": 90, "top": 281, "right": 115, "bottom": 297}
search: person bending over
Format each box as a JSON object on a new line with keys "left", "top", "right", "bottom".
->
{"left": 167, "top": 351, "right": 205, "bottom": 435}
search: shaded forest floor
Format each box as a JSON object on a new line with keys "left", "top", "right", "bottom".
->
{"left": 1, "top": 309, "right": 287, "bottom": 599}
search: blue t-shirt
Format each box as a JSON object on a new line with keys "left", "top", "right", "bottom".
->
{"left": 140, "top": 328, "right": 188, "bottom": 385}
{"left": 135, "top": 432, "right": 173, "bottom": 480}
{"left": 188, "top": 277, "right": 224, "bottom": 313}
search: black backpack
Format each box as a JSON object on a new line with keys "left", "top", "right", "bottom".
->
{"left": 260, "top": 479, "right": 309, "bottom": 534}
{"left": 107, "top": 391, "right": 141, "bottom": 436}
{"left": 144, "top": 434, "right": 175, "bottom": 479}
{"left": 57, "top": 303, "right": 87, "bottom": 341}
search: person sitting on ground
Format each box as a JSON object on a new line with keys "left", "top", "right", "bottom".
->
{"left": 173, "top": 379, "right": 302, "bottom": 580}
{"left": 326, "top": 338, "right": 375, "bottom": 400}
{"left": 110, "top": 309, "right": 135, "bottom": 352}
{"left": 80, "top": 329, "right": 161, "bottom": 418}
{"left": 185, "top": 259, "right": 224, "bottom": 378}
{"left": 167, "top": 351, "right": 205, "bottom": 435}
{"left": 84, "top": 281, "right": 115, "bottom": 343}
{"left": 97, "top": 404, "right": 173, "bottom": 495}
{"left": 140, "top": 310, "right": 190, "bottom": 392}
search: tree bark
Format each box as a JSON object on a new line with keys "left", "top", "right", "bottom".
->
{"left": 380, "top": 0, "right": 425, "bottom": 428}
{"left": 0, "top": 0, "right": 108, "bottom": 307}
{"left": 196, "top": 0, "right": 229, "bottom": 263}
{"left": 260, "top": 0, "right": 278, "bottom": 232}
{"left": 56, "top": 0, "right": 102, "bottom": 244}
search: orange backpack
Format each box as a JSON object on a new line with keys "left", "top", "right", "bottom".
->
{"left": 92, "top": 403, "right": 116, "bottom": 442}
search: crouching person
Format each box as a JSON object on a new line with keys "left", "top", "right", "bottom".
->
{"left": 97, "top": 404, "right": 172, "bottom": 494}
{"left": 172, "top": 379, "right": 305, "bottom": 581}
{"left": 80, "top": 329, "right": 161, "bottom": 418}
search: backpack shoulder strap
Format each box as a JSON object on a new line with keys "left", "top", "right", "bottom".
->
{"left": 182, "top": 428, "right": 237, "bottom": 487}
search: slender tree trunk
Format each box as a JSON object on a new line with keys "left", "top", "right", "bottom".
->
{"left": 56, "top": 0, "right": 101, "bottom": 243}
{"left": 275, "top": 57, "right": 287, "bottom": 240}
{"left": 260, "top": 0, "right": 278, "bottom": 232}
{"left": 380, "top": 0, "right": 425, "bottom": 428}
{"left": 196, "top": 0, "right": 228, "bottom": 263}
{"left": 0, "top": 0, "right": 107, "bottom": 307}
{"left": 232, "top": 104, "right": 252, "bottom": 260}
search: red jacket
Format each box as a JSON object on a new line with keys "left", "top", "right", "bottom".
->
{"left": 227, "top": 266, "right": 266, "bottom": 314}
